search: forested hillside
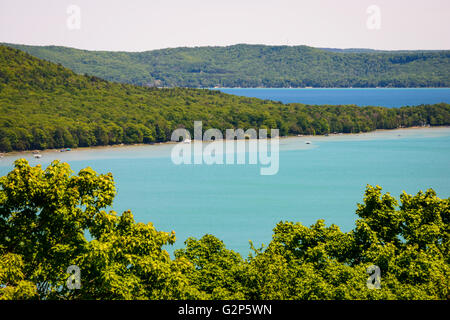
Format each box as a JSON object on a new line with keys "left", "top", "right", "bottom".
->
{"left": 0, "top": 45, "right": 449, "bottom": 152}
{"left": 4, "top": 43, "right": 450, "bottom": 88}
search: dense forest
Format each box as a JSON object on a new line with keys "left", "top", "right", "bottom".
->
{"left": 0, "top": 45, "right": 449, "bottom": 153}
{"left": 1, "top": 159, "right": 448, "bottom": 299}
{"left": 4, "top": 43, "right": 450, "bottom": 88}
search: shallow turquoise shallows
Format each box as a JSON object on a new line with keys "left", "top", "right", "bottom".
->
{"left": 1, "top": 127, "right": 449, "bottom": 256}
{"left": 213, "top": 88, "right": 450, "bottom": 108}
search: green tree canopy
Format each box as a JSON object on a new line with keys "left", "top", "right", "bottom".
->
{"left": 1, "top": 45, "right": 450, "bottom": 153}
{"left": 0, "top": 160, "right": 448, "bottom": 300}
{"left": 4, "top": 43, "right": 450, "bottom": 88}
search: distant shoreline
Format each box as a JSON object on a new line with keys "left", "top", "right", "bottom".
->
{"left": 2, "top": 126, "right": 449, "bottom": 158}
{"left": 211, "top": 87, "right": 450, "bottom": 89}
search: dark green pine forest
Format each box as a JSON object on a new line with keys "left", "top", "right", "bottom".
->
{"left": 4, "top": 43, "right": 450, "bottom": 88}
{"left": 0, "top": 45, "right": 449, "bottom": 153}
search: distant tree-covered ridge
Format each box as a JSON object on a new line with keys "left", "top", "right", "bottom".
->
{"left": 0, "top": 45, "right": 449, "bottom": 152}
{"left": 3, "top": 43, "right": 450, "bottom": 88}
{"left": 0, "top": 159, "right": 448, "bottom": 299}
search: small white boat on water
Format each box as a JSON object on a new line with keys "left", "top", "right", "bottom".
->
{"left": 305, "top": 141, "right": 311, "bottom": 144}
{"left": 34, "top": 154, "right": 42, "bottom": 159}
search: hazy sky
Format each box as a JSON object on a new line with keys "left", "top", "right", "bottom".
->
{"left": 1, "top": 0, "right": 449, "bottom": 51}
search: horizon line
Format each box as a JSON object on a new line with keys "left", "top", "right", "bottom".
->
{"left": 2, "top": 42, "right": 450, "bottom": 53}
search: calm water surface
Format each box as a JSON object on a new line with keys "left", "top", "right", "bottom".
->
{"left": 1, "top": 127, "right": 449, "bottom": 256}
{"left": 213, "top": 88, "right": 450, "bottom": 108}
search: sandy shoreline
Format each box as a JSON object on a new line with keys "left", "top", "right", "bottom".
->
{"left": 1, "top": 125, "right": 449, "bottom": 158}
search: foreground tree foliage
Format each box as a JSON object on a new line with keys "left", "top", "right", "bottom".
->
{"left": 0, "top": 160, "right": 448, "bottom": 300}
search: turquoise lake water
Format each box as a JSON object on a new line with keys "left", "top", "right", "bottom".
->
{"left": 213, "top": 88, "right": 450, "bottom": 108}
{"left": 1, "top": 127, "right": 450, "bottom": 256}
